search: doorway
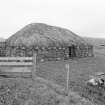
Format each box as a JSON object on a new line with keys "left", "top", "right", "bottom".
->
{"left": 69, "top": 45, "right": 76, "bottom": 58}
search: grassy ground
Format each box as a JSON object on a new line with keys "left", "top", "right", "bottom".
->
{"left": 0, "top": 77, "right": 97, "bottom": 105}
{"left": 37, "top": 55, "right": 105, "bottom": 85}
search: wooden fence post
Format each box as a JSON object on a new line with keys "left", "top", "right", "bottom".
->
{"left": 65, "top": 64, "right": 70, "bottom": 92}
{"left": 32, "top": 53, "right": 37, "bottom": 80}
{"left": 65, "top": 64, "right": 70, "bottom": 105}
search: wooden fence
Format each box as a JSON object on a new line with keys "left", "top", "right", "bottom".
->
{"left": 0, "top": 55, "right": 37, "bottom": 78}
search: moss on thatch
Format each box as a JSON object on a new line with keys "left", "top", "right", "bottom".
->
{"left": 6, "top": 23, "right": 88, "bottom": 47}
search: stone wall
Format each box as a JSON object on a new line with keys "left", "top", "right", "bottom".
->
{"left": 37, "top": 47, "right": 70, "bottom": 62}
{"left": 0, "top": 43, "right": 94, "bottom": 62}
{"left": 76, "top": 45, "right": 93, "bottom": 57}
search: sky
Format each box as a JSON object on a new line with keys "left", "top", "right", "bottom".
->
{"left": 0, "top": 0, "right": 105, "bottom": 38}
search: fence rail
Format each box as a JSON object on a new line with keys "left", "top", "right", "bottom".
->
{"left": 0, "top": 57, "right": 33, "bottom": 66}
{"left": 0, "top": 62, "right": 33, "bottom": 66}
{"left": 0, "top": 57, "right": 33, "bottom": 61}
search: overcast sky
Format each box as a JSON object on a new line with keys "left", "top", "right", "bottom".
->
{"left": 0, "top": 0, "right": 105, "bottom": 38}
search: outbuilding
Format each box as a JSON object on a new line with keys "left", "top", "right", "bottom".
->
{"left": 4, "top": 23, "right": 93, "bottom": 62}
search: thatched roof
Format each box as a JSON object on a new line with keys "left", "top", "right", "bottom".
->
{"left": 6, "top": 23, "right": 88, "bottom": 47}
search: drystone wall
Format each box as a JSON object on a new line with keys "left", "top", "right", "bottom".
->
{"left": 36, "top": 47, "right": 70, "bottom": 62}
{"left": 76, "top": 45, "right": 93, "bottom": 57}
{"left": 0, "top": 43, "right": 94, "bottom": 62}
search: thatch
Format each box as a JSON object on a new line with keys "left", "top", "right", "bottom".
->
{"left": 6, "top": 23, "right": 88, "bottom": 47}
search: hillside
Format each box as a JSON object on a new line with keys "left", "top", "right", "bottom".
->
{"left": 83, "top": 37, "right": 105, "bottom": 47}
{"left": 83, "top": 37, "right": 105, "bottom": 56}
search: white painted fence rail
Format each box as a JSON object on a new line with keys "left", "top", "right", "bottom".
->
{"left": 0, "top": 57, "right": 33, "bottom": 61}
{"left": 0, "top": 57, "right": 33, "bottom": 66}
